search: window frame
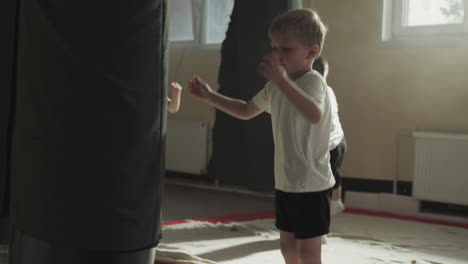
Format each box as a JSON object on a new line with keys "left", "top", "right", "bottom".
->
{"left": 382, "top": 0, "right": 468, "bottom": 42}
{"left": 169, "top": 0, "right": 233, "bottom": 48}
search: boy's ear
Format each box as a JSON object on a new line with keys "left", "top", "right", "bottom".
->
{"left": 307, "top": 45, "right": 320, "bottom": 60}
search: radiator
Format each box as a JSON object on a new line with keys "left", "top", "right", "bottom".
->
{"left": 165, "top": 119, "right": 210, "bottom": 175}
{"left": 412, "top": 131, "right": 468, "bottom": 206}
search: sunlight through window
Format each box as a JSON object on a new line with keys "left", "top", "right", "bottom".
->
{"left": 169, "top": 0, "right": 194, "bottom": 42}
{"left": 382, "top": 0, "right": 468, "bottom": 42}
{"left": 405, "top": 0, "right": 464, "bottom": 26}
{"left": 169, "top": 0, "right": 234, "bottom": 45}
{"left": 203, "top": 0, "right": 234, "bottom": 44}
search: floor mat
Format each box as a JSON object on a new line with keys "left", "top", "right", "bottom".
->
{"left": 155, "top": 212, "right": 468, "bottom": 264}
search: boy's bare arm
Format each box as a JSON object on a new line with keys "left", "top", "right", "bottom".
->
{"left": 207, "top": 92, "right": 263, "bottom": 120}
{"left": 167, "top": 82, "right": 182, "bottom": 114}
{"left": 259, "top": 52, "right": 323, "bottom": 124}
{"left": 188, "top": 76, "right": 263, "bottom": 120}
{"left": 275, "top": 77, "right": 323, "bottom": 124}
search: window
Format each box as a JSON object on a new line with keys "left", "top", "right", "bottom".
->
{"left": 168, "top": 0, "right": 195, "bottom": 42}
{"left": 169, "top": 0, "right": 234, "bottom": 46}
{"left": 382, "top": 0, "right": 467, "bottom": 41}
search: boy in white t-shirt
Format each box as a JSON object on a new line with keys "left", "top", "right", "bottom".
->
{"left": 313, "top": 56, "right": 347, "bottom": 216}
{"left": 189, "top": 8, "right": 333, "bottom": 264}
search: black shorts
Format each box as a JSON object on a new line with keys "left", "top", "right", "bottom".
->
{"left": 275, "top": 189, "right": 332, "bottom": 239}
{"left": 330, "top": 137, "right": 347, "bottom": 189}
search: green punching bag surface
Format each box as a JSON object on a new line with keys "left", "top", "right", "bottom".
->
{"left": 11, "top": 0, "right": 168, "bottom": 251}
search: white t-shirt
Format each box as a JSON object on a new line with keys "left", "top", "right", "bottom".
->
{"left": 328, "top": 86, "right": 344, "bottom": 150}
{"left": 252, "top": 70, "right": 335, "bottom": 193}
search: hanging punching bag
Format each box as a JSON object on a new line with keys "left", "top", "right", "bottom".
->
{"left": 209, "top": 0, "right": 302, "bottom": 192}
{"left": 8, "top": 0, "right": 168, "bottom": 260}
{"left": 0, "top": 0, "right": 19, "bottom": 246}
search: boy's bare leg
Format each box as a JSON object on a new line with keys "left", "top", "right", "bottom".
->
{"left": 331, "top": 186, "right": 345, "bottom": 216}
{"left": 297, "top": 236, "right": 323, "bottom": 264}
{"left": 331, "top": 186, "right": 341, "bottom": 201}
{"left": 280, "top": 231, "right": 299, "bottom": 264}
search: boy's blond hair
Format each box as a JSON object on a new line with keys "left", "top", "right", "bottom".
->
{"left": 268, "top": 8, "right": 328, "bottom": 55}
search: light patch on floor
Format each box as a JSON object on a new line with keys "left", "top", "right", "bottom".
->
{"left": 156, "top": 212, "right": 468, "bottom": 264}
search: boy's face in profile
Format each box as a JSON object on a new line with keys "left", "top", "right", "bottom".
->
{"left": 270, "top": 32, "right": 317, "bottom": 80}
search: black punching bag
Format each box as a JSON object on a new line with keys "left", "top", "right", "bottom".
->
{"left": 209, "top": 0, "right": 302, "bottom": 192}
{"left": 0, "top": 0, "right": 18, "bottom": 246}
{"left": 8, "top": 0, "right": 168, "bottom": 260}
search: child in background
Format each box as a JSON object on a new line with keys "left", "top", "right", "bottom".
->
{"left": 313, "top": 56, "right": 347, "bottom": 216}
{"left": 167, "top": 82, "right": 182, "bottom": 113}
{"left": 189, "top": 8, "right": 333, "bottom": 264}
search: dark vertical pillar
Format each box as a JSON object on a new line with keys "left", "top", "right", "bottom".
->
{"left": 10, "top": 0, "right": 168, "bottom": 255}
{"left": 209, "top": 0, "right": 302, "bottom": 192}
{"left": 0, "top": 0, "right": 19, "bottom": 244}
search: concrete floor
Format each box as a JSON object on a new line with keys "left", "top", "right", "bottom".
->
{"left": 162, "top": 180, "right": 274, "bottom": 222}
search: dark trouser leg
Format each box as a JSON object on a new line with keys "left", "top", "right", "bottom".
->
{"left": 8, "top": 227, "right": 155, "bottom": 264}
{"left": 329, "top": 138, "right": 347, "bottom": 190}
